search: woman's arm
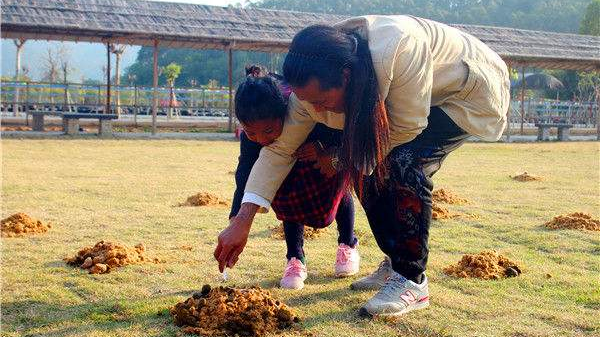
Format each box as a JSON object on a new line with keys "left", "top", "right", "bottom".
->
{"left": 215, "top": 94, "right": 317, "bottom": 271}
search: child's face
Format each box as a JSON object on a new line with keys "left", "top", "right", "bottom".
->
{"left": 242, "top": 118, "right": 284, "bottom": 146}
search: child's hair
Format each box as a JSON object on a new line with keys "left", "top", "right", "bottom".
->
{"left": 235, "top": 75, "right": 287, "bottom": 124}
{"left": 283, "top": 25, "right": 390, "bottom": 194}
{"left": 245, "top": 64, "right": 267, "bottom": 77}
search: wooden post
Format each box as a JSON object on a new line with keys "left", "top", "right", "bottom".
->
{"left": 520, "top": 67, "right": 526, "bottom": 135}
{"left": 152, "top": 39, "right": 159, "bottom": 135}
{"left": 25, "top": 82, "right": 30, "bottom": 126}
{"left": 134, "top": 84, "right": 138, "bottom": 127}
{"left": 106, "top": 42, "right": 111, "bottom": 115}
{"left": 506, "top": 65, "right": 512, "bottom": 143}
{"left": 228, "top": 47, "right": 234, "bottom": 132}
{"left": 596, "top": 85, "right": 600, "bottom": 141}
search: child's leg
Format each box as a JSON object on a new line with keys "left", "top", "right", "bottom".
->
{"left": 336, "top": 191, "right": 358, "bottom": 247}
{"left": 283, "top": 221, "right": 305, "bottom": 263}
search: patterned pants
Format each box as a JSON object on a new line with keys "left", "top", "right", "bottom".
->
{"left": 360, "top": 107, "right": 469, "bottom": 282}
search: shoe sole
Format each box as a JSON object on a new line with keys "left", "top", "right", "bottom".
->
{"left": 358, "top": 301, "right": 429, "bottom": 318}
{"left": 335, "top": 270, "right": 359, "bottom": 278}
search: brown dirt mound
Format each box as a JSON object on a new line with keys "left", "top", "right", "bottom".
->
{"left": 270, "top": 223, "right": 326, "bottom": 240}
{"left": 432, "top": 203, "right": 460, "bottom": 220}
{"left": 544, "top": 212, "right": 600, "bottom": 231}
{"left": 64, "top": 241, "right": 160, "bottom": 274}
{"left": 432, "top": 189, "right": 468, "bottom": 204}
{"left": 171, "top": 284, "right": 299, "bottom": 337}
{"left": 178, "top": 192, "right": 228, "bottom": 207}
{"left": 1, "top": 213, "right": 51, "bottom": 237}
{"left": 443, "top": 250, "right": 523, "bottom": 279}
{"left": 511, "top": 172, "right": 542, "bottom": 182}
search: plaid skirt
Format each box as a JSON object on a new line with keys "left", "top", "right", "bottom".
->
{"left": 271, "top": 159, "right": 346, "bottom": 228}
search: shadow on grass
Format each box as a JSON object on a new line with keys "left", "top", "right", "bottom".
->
{"left": 1, "top": 297, "right": 179, "bottom": 337}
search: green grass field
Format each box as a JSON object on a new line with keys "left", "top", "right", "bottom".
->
{"left": 1, "top": 139, "right": 599, "bottom": 337}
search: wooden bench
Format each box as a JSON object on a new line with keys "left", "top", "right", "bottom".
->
{"left": 29, "top": 111, "right": 62, "bottom": 131}
{"left": 535, "top": 123, "right": 573, "bottom": 141}
{"left": 62, "top": 113, "right": 118, "bottom": 136}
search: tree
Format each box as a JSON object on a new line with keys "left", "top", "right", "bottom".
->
{"left": 163, "top": 62, "right": 181, "bottom": 119}
{"left": 12, "top": 38, "right": 26, "bottom": 116}
{"left": 579, "top": 0, "right": 600, "bottom": 35}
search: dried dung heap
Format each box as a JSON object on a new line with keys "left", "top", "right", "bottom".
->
{"left": 171, "top": 284, "right": 299, "bottom": 337}
{"left": 1, "top": 213, "right": 51, "bottom": 237}
{"left": 178, "top": 192, "right": 228, "bottom": 207}
{"left": 544, "top": 212, "right": 600, "bottom": 231}
{"left": 64, "top": 241, "right": 159, "bottom": 274}
{"left": 431, "top": 203, "right": 460, "bottom": 220}
{"left": 432, "top": 189, "right": 468, "bottom": 204}
{"left": 444, "top": 250, "right": 523, "bottom": 279}
{"left": 511, "top": 172, "right": 542, "bottom": 182}
{"left": 270, "top": 223, "right": 326, "bottom": 240}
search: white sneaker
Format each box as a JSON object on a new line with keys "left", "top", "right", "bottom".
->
{"left": 334, "top": 243, "right": 360, "bottom": 277}
{"left": 280, "top": 258, "right": 307, "bottom": 290}
{"left": 350, "top": 256, "right": 392, "bottom": 290}
{"left": 359, "top": 271, "right": 429, "bottom": 317}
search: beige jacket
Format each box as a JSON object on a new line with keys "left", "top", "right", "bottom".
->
{"left": 243, "top": 15, "right": 510, "bottom": 208}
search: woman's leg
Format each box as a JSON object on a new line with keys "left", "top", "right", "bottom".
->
{"left": 283, "top": 221, "right": 305, "bottom": 263}
{"left": 336, "top": 191, "right": 358, "bottom": 247}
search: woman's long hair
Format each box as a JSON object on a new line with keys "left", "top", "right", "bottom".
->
{"left": 283, "top": 25, "right": 389, "bottom": 196}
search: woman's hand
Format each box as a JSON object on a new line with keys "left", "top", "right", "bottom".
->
{"left": 313, "top": 154, "right": 337, "bottom": 178}
{"left": 214, "top": 203, "right": 258, "bottom": 272}
{"left": 293, "top": 142, "right": 324, "bottom": 162}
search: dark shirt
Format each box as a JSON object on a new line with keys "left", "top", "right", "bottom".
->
{"left": 229, "top": 123, "right": 342, "bottom": 218}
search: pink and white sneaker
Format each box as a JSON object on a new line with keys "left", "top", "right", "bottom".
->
{"left": 280, "top": 257, "right": 308, "bottom": 290}
{"left": 334, "top": 243, "right": 360, "bottom": 277}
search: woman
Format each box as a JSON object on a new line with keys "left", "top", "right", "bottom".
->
{"left": 215, "top": 16, "right": 510, "bottom": 317}
{"left": 229, "top": 66, "right": 359, "bottom": 290}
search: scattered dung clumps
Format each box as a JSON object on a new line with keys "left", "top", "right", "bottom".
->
{"left": 431, "top": 203, "right": 460, "bottom": 220}
{"left": 270, "top": 223, "right": 326, "bottom": 240}
{"left": 511, "top": 172, "right": 542, "bottom": 182}
{"left": 64, "top": 241, "right": 160, "bottom": 274}
{"left": 443, "top": 250, "right": 523, "bottom": 279}
{"left": 544, "top": 212, "right": 600, "bottom": 231}
{"left": 178, "top": 192, "right": 228, "bottom": 207}
{"left": 432, "top": 189, "right": 468, "bottom": 204}
{"left": 1, "top": 213, "right": 51, "bottom": 237}
{"left": 170, "top": 284, "right": 299, "bottom": 336}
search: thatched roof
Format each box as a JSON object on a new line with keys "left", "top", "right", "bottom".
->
{"left": 2, "top": 0, "right": 599, "bottom": 71}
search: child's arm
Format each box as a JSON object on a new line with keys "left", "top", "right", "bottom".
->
{"left": 229, "top": 132, "right": 261, "bottom": 219}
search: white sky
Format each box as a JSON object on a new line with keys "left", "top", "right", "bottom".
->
{"left": 147, "top": 0, "right": 246, "bottom": 6}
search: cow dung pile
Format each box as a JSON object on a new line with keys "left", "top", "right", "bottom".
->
{"left": 1, "top": 213, "right": 51, "bottom": 237}
{"left": 64, "top": 241, "right": 159, "bottom": 274}
{"left": 432, "top": 189, "right": 468, "bottom": 204}
{"left": 443, "top": 250, "right": 523, "bottom": 279}
{"left": 178, "top": 192, "right": 228, "bottom": 207}
{"left": 431, "top": 203, "right": 460, "bottom": 220}
{"left": 170, "top": 284, "right": 299, "bottom": 337}
{"left": 544, "top": 212, "right": 600, "bottom": 231}
{"left": 270, "top": 223, "right": 326, "bottom": 240}
{"left": 511, "top": 172, "right": 542, "bottom": 182}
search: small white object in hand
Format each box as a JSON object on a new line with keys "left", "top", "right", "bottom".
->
{"left": 222, "top": 268, "right": 228, "bottom": 282}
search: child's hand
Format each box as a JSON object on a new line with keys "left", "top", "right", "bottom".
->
{"left": 293, "top": 142, "right": 324, "bottom": 162}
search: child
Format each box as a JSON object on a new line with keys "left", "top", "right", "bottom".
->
{"left": 229, "top": 66, "right": 359, "bottom": 290}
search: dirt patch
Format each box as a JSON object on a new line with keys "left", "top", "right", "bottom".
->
{"left": 171, "top": 284, "right": 299, "bottom": 337}
{"left": 270, "top": 223, "right": 326, "bottom": 240}
{"left": 511, "top": 172, "right": 542, "bottom": 182}
{"left": 544, "top": 212, "right": 600, "bottom": 231}
{"left": 433, "top": 189, "right": 468, "bottom": 204}
{"left": 431, "top": 203, "right": 461, "bottom": 220}
{"left": 1, "top": 213, "right": 51, "bottom": 237}
{"left": 64, "top": 241, "right": 160, "bottom": 274}
{"left": 178, "top": 192, "right": 228, "bottom": 207}
{"left": 443, "top": 250, "right": 523, "bottom": 279}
